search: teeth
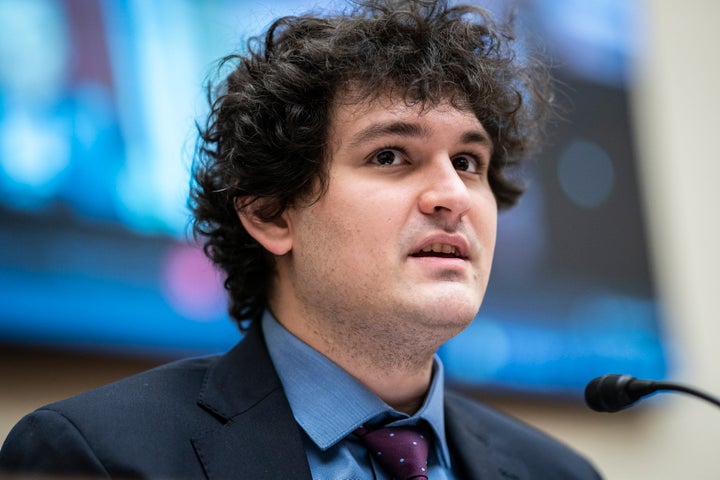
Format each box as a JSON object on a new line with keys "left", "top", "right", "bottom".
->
{"left": 421, "top": 243, "right": 457, "bottom": 255}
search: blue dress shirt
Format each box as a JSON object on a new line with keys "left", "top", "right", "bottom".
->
{"left": 262, "top": 311, "right": 456, "bottom": 480}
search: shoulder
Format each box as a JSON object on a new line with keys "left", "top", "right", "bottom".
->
{"left": 45, "top": 355, "right": 218, "bottom": 419}
{"left": 445, "top": 389, "right": 602, "bottom": 479}
{"left": 0, "top": 355, "right": 220, "bottom": 476}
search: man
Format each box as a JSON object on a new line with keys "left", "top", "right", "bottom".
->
{"left": 0, "top": 0, "right": 601, "bottom": 478}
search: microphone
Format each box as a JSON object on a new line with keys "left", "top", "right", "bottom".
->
{"left": 584, "top": 374, "right": 720, "bottom": 412}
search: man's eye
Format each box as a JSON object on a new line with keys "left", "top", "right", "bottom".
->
{"left": 452, "top": 155, "right": 479, "bottom": 173}
{"left": 372, "top": 149, "right": 403, "bottom": 166}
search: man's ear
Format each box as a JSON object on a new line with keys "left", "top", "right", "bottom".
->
{"left": 235, "top": 197, "right": 293, "bottom": 256}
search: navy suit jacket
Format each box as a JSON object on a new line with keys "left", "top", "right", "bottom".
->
{"left": 0, "top": 323, "right": 601, "bottom": 479}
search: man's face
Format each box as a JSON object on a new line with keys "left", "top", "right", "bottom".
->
{"left": 273, "top": 95, "right": 497, "bottom": 347}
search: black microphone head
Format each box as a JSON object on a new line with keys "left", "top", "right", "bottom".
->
{"left": 585, "top": 374, "right": 639, "bottom": 412}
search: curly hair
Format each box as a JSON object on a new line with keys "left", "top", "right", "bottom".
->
{"left": 190, "top": 0, "right": 554, "bottom": 329}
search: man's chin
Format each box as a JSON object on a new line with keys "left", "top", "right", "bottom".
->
{"left": 409, "top": 301, "right": 480, "bottom": 335}
{"left": 410, "top": 286, "right": 482, "bottom": 319}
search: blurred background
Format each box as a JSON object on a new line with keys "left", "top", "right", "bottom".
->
{"left": 0, "top": 0, "right": 718, "bottom": 478}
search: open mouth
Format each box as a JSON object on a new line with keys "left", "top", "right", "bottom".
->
{"left": 411, "top": 243, "right": 467, "bottom": 259}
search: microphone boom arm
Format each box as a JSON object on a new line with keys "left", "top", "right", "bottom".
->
{"left": 585, "top": 374, "right": 720, "bottom": 412}
{"left": 653, "top": 381, "right": 720, "bottom": 408}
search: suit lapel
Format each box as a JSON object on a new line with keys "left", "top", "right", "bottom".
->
{"left": 191, "top": 323, "right": 312, "bottom": 479}
{"left": 445, "top": 393, "right": 529, "bottom": 480}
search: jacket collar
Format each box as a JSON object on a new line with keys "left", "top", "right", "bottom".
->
{"left": 444, "top": 392, "right": 529, "bottom": 480}
{"left": 191, "top": 322, "right": 312, "bottom": 479}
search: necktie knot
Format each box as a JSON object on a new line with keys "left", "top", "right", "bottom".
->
{"left": 354, "top": 425, "right": 429, "bottom": 480}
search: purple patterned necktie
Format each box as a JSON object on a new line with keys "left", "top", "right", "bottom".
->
{"left": 354, "top": 425, "right": 430, "bottom": 480}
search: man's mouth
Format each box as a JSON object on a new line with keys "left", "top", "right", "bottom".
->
{"left": 411, "top": 243, "right": 467, "bottom": 259}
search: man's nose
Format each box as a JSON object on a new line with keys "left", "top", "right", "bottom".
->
{"left": 417, "top": 158, "right": 472, "bottom": 219}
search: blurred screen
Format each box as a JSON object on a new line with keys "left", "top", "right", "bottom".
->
{"left": 0, "top": 0, "right": 666, "bottom": 396}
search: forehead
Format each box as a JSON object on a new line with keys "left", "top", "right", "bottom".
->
{"left": 331, "top": 87, "right": 476, "bottom": 122}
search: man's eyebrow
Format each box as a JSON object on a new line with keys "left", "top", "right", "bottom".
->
{"left": 347, "top": 121, "right": 428, "bottom": 149}
{"left": 347, "top": 120, "right": 493, "bottom": 152}
{"left": 460, "top": 130, "right": 493, "bottom": 150}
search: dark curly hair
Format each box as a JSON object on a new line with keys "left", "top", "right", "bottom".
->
{"left": 190, "top": 0, "right": 554, "bottom": 330}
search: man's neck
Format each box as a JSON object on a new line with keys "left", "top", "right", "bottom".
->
{"left": 353, "top": 362, "right": 434, "bottom": 414}
{"left": 271, "top": 309, "right": 437, "bottom": 415}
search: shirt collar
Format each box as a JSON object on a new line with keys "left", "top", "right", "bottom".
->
{"left": 261, "top": 311, "right": 452, "bottom": 466}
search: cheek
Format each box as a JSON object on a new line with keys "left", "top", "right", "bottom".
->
{"left": 331, "top": 188, "right": 407, "bottom": 241}
{"left": 298, "top": 200, "right": 368, "bottom": 259}
{"left": 485, "top": 212, "right": 498, "bottom": 247}
{"left": 471, "top": 197, "right": 498, "bottom": 272}
{"left": 473, "top": 192, "right": 498, "bottom": 233}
